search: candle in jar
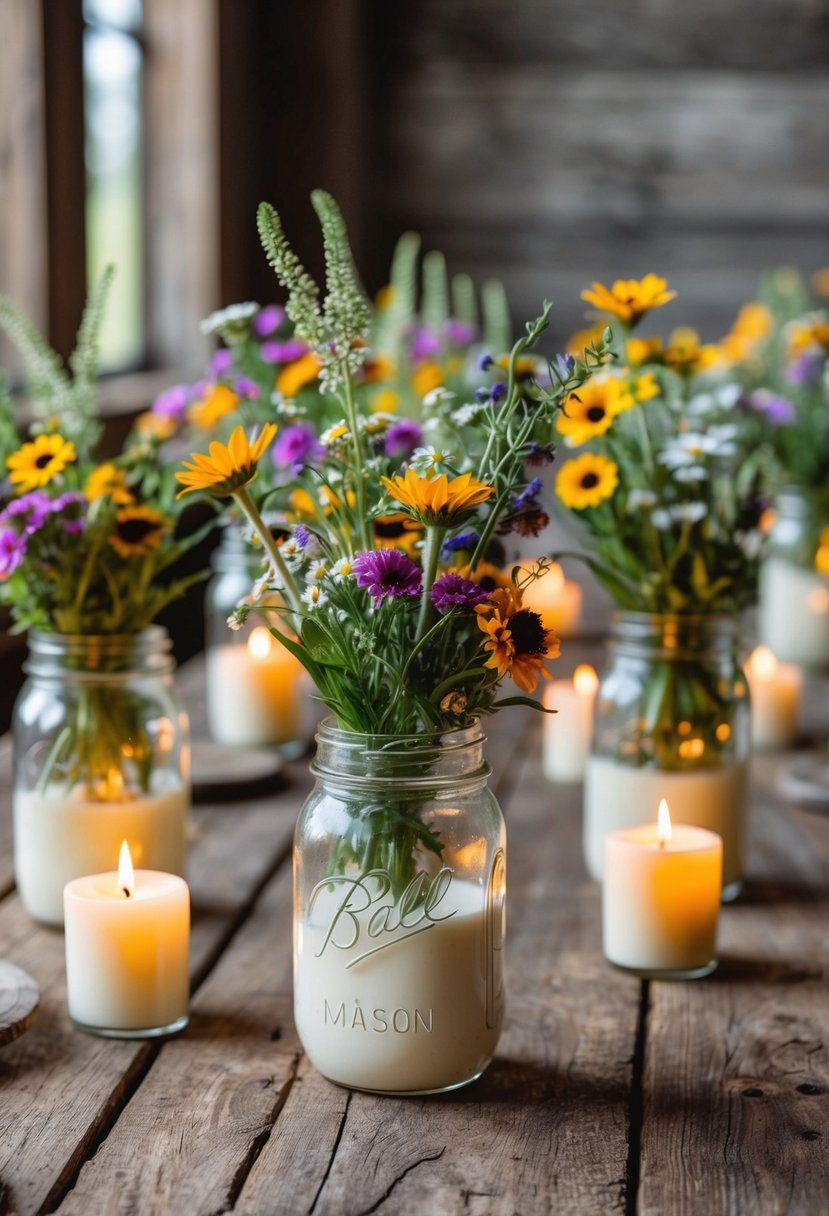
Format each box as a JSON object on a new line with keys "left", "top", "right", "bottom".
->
{"left": 519, "top": 562, "right": 582, "bottom": 637}
{"left": 206, "top": 625, "right": 306, "bottom": 746}
{"left": 759, "top": 557, "right": 829, "bottom": 666}
{"left": 745, "top": 645, "right": 802, "bottom": 750}
{"left": 603, "top": 800, "right": 722, "bottom": 978}
{"left": 64, "top": 841, "right": 190, "bottom": 1037}
{"left": 543, "top": 664, "right": 599, "bottom": 782}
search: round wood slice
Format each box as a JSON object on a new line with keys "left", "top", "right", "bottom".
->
{"left": 777, "top": 757, "right": 829, "bottom": 813}
{"left": 190, "top": 740, "right": 286, "bottom": 803}
{"left": 0, "top": 961, "right": 39, "bottom": 1046}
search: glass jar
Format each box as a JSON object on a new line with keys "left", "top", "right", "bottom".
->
{"left": 758, "top": 488, "right": 829, "bottom": 666}
{"left": 583, "top": 613, "right": 750, "bottom": 901}
{"left": 13, "top": 628, "right": 189, "bottom": 926}
{"left": 204, "top": 523, "right": 309, "bottom": 753}
{"left": 294, "top": 720, "right": 506, "bottom": 1096}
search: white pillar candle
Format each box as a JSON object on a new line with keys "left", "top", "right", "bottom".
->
{"left": 206, "top": 626, "right": 306, "bottom": 746}
{"left": 64, "top": 842, "right": 190, "bottom": 1037}
{"left": 519, "top": 561, "right": 582, "bottom": 637}
{"left": 745, "top": 645, "right": 802, "bottom": 750}
{"left": 759, "top": 557, "right": 829, "bottom": 666}
{"left": 603, "top": 800, "right": 722, "bottom": 978}
{"left": 543, "top": 664, "right": 599, "bottom": 782}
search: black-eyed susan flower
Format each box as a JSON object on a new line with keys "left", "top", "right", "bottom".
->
{"left": 581, "top": 275, "right": 677, "bottom": 326}
{"left": 85, "top": 462, "right": 133, "bottom": 505}
{"left": 557, "top": 380, "right": 626, "bottom": 446}
{"left": 176, "top": 423, "right": 278, "bottom": 498}
{"left": 381, "top": 469, "right": 494, "bottom": 526}
{"left": 373, "top": 512, "right": 423, "bottom": 557}
{"left": 109, "top": 505, "right": 167, "bottom": 558}
{"left": 555, "top": 453, "right": 619, "bottom": 510}
{"left": 7, "top": 433, "right": 76, "bottom": 493}
{"left": 475, "top": 587, "right": 560, "bottom": 693}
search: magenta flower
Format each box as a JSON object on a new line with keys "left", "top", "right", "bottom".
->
{"left": 352, "top": 549, "right": 422, "bottom": 608}
{"left": 431, "top": 572, "right": 490, "bottom": 613}
{"left": 1, "top": 491, "right": 52, "bottom": 535}
{"left": 152, "top": 385, "right": 190, "bottom": 419}
{"left": 261, "top": 337, "right": 309, "bottom": 364}
{"left": 51, "top": 492, "right": 87, "bottom": 535}
{"left": 209, "top": 348, "right": 233, "bottom": 377}
{"left": 0, "top": 528, "right": 27, "bottom": 579}
{"left": 385, "top": 419, "right": 423, "bottom": 459}
{"left": 410, "top": 327, "right": 441, "bottom": 362}
{"left": 445, "top": 319, "right": 478, "bottom": 346}
{"left": 746, "top": 390, "right": 796, "bottom": 425}
{"left": 272, "top": 423, "right": 318, "bottom": 469}
{"left": 253, "top": 305, "right": 285, "bottom": 338}
{"left": 234, "top": 376, "right": 260, "bottom": 399}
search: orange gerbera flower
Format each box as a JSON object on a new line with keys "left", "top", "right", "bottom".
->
{"left": 475, "top": 587, "right": 560, "bottom": 693}
{"left": 187, "top": 384, "right": 239, "bottom": 430}
{"left": 381, "top": 469, "right": 494, "bottom": 525}
{"left": 176, "top": 423, "right": 277, "bottom": 498}
{"left": 581, "top": 275, "right": 677, "bottom": 327}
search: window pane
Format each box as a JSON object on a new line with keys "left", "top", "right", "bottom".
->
{"left": 84, "top": 25, "right": 143, "bottom": 369}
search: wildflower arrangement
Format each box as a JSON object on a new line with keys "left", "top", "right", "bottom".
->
{"left": 555, "top": 275, "right": 768, "bottom": 615}
{"left": 178, "top": 192, "right": 611, "bottom": 744}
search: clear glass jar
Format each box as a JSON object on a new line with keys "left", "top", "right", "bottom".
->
{"left": 294, "top": 720, "right": 506, "bottom": 1096}
{"left": 759, "top": 488, "right": 829, "bottom": 666}
{"left": 13, "top": 628, "right": 189, "bottom": 926}
{"left": 204, "top": 523, "right": 309, "bottom": 753}
{"left": 583, "top": 613, "right": 750, "bottom": 901}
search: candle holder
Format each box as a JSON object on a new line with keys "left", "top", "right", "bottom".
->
{"left": 607, "top": 960, "right": 717, "bottom": 982}
{"left": 71, "top": 1014, "right": 190, "bottom": 1040}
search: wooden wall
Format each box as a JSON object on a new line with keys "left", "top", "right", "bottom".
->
{"left": 365, "top": 0, "right": 829, "bottom": 345}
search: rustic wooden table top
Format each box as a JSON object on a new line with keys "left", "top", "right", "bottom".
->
{"left": 0, "top": 648, "right": 828, "bottom": 1216}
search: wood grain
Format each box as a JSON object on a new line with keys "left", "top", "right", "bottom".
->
{"left": 0, "top": 958, "right": 39, "bottom": 1045}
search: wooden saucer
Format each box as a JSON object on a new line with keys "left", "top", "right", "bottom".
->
{"left": 190, "top": 740, "right": 286, "bottom": 803}
{"left": 777, "top": 757, "right": 829, "bottom": 813}
{"left": 0, "top": 961, "right": 39, "bottom": 1046}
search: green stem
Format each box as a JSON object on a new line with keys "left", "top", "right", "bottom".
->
{"left": 415, "top": 525, "right": 442, "bottom": 643}
{"left": 234, "top": 485, "right": 303, "bottom": 617}
{"left": 341, "top": 367, "right": 372, "bottom": 550}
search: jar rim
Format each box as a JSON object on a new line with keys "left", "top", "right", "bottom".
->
{"left": 311, "top": 717, "right": 490, "bottom": 787}
{"left": 24, "top": 626, "right": 174, "bottom": 678}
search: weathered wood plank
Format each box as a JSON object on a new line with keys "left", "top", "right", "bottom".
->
{"left": 638, "top": 777, "right": 829, "bottom": 1215}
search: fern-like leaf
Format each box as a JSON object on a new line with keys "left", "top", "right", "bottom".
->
{"left": 256, "top": 201, "right": 322, "bottom": 343}
{"left": 421, "top": 250, "right": 449, "bottom": 333}
{"left": 310, "top": 189, "right": 371, "bottom": 347}
{"left": 374, "top": 230, "right": 420, "bottom": 357}
{"left": 482, "top": 279, "right": 511, "bottom": 354}
{"left": 0, "top": 370, "right": 21, "bottom": 464}
{"left": 451, "top": 273, "right": 478, "bottom": 326}
{"left": 0, "top": 296, "right": 69, "bottom": 413}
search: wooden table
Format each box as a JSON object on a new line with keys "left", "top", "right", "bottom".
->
{"left": 1, "top": 652, "right": 828, "bottom": 1216}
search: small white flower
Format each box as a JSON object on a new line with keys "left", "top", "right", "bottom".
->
{"left": 279, "top": 538, "right": 303, "bottom": 560}
{"left": 226, "top": 611, "right": 245, "bottom": 632}
{"left": 331, "top": 557, "right": 355, "bottom": 579}
{"left": 686, "top": 393, "right": 716, "bottom": 418}
{"left": 651, "top": 508, "right": 671, "bottom": 529}
{"left": 308, "top": 561, "right": 328, "bottom": 583}
{"left": 321, "top": 420, "right": 352, "bottom": 446}
{"left": 411, "top": 446, "right": 457, "bottom": 473}
{"left": 736, "top": 529, "right": 764, "bottom": 558}
{"left": 627, "top": 489, "right": 657, "bottom": 510}
{"left": 670, "top": 502, "right": 707, "bottom": 524}
{"left": 251, "top": 569, "right": 276, "bottom": 602}
{"left": 302, "top": 585, "right": 329, "bottom": 609}
{"left": 713, "top": 383, "right": 741, "bottom": 409}
{"left": 673, "top": 465, "right": 709, "bottom": 483}
{"left": 200, "top": 302, "right": 258, "bottom": 334}
{"left": 422, "top": 387, "right": 455, "bottom": 408}
{"left": 659, "top": 431, "right": 735, "bottom": 469}
{"left": 452, "top": 402, "right": 486, "bottom": 426}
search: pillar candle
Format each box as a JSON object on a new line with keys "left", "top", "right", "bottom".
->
{"left": 543, "top": 665, "right": 598, "bottom": 782}
{"left": 64, "top": 841, "right": 189, "bottom": 1037}
{"left": 519, "top": 562, "right": 582, "bottom": 637}
{"left": 603, "top": 800, "right": 722, "bottom": 978}
{"left": 745, "top": 645, "right": 802, "bottom": 750}
{"left": 206, "top": 626, "right": 306, "bottom": 746}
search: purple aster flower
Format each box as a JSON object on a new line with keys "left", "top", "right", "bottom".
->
{"left": 431, "top": 572, "right": 490, "bottom": 613}
{"left": 152, "top": 384, "right": 190, "bottom": 419}
{"left": 351, "top": 549, "right": 422, "bottom": 608}
{"left": 209, "top": 348, "right": 233, "bottom": 377}
{"left": 784, "top": 354, "right": 822, "bottom": 387}
{"left": 293, "top": 525, "right": 311, "bottom": 549}
{"left": 384, "top": 419, "right": 423, "bottom": 459}
{"left": 0, "top": 528, "right": 27, "bottom": 578}
{"left": 746, "top": 390, "right": 796, "bottom": 425}
{"left": 252, "top": 305, "right": 285, "bottom": 338}
{"left": 234, "top": 375, "right": 260, "bottom": 399}
{"left": 490, "top": 383, "right": 507, "bottom": 404}
{"left": 551, "top": 353, "right": 576, "bottom": 380}
{"left": 478, "top": 353, "right": 494, "bottom": 372}
{"left": 442, "top": 530, "right": 479, "bottom": 556}
{"left": 511, "top": 478, "right": 543, "bottom": 512}
{"left": 51, "top": 491, "right": 87, "bottom": 535}
{"left": 410, "top": 327, "right": 441, "bottom": 362}
{"left": 444, "top": 319, "right": 478, "bottom": 346}
{"left": 261, "top": 337, "right": 309, "bottom": 364}
{"left": 1, "top": 490, "right": 53, "bottom": 535}
{"left": 272, "top": 423, "right": 318, "bottom": 469}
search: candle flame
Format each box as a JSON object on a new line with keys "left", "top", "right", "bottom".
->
{"left": 118, "top": 839, "right": 135, "bottom": 898}
{"left": 248, "top": 625, "right": 273, "bottom": 660}
{"left": 657, "top": 799, "right": 672, "bottom": 848}
{"left": 749, "top": 644, "right": 777, "bottom": 679}
{"left": 546, "top": 562, "right": 565, "bottom": 594}
{"left": 573, "top": 664, "right": 598, "bottom": 695}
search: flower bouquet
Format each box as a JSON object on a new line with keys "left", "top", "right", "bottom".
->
{"left": 176, "top": 190, "right": 610, "bottom": 1093}
{"left": 555, "top": 276, "right": 765, "bottom": 894}
{"left": 0, "top": 272, "right": 209, "bottom": 922}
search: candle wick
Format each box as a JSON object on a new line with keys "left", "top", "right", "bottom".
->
{"left": 122, "top": 887, "right": 131, "bottom": 899}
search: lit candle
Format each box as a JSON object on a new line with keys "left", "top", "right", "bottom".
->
{"left": 603, "top": 800, "right": 722, "bottom": 979}
{"left": 519, "top": 562, "right": 582, "bottom": 637}
{"left": 543, "top": 664, "right": 599, "bottom": 782}
{"left": 206, "top": 625, "right": 307, "bottom": 747}
{"left": 64, "top": 841, "right": 190, "bottom": 1037}
{"left": 745, "top": 645, "right": 802, "bottom": 750}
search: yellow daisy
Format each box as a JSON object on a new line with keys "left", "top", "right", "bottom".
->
{"left": 720, "top": 302, "right": 773, "bottom": 363}
{"left": 557, "top": 380, "right": 626, "bottom": 446}
{"left": 411, "top": 362, "right": 443, "bottom": 399}
{"left": 187, "top": 384, "right": 240, "bottom": 430}
{"left": 133, "top": 411, "right": 177, "bottom": 441}
{"left": 626, "top": 337, "right": 664, "bottom": 366}
{"left": 566, "top": 325, "right": 607, "bottom": 358}
{"left": 581, "top": 275, "right": 677, "bottom": 326}
{"left": 7, "top": 433, "right": 76, "bottom": 493}
{"left": 663, "top": 328, "right": 722, "bottom": 375}
{"left": 374, "top": 512, "right": 423, "bottom": 557}
{"left": 381, "top": 469, "right": 494, "bottom": 526}
{"left": 109, "top": 506, "right": 167, "bottom": 558}
{"left": 372, "top": 388, "right": 399, "bottom": 414}
{"left": 633, "top": 371, "right": 660, "bottom": 403}
{"left": 556, "top": 453, "right": 619, "bottom": 510}
{"left": 787, "top": 316, "right": 829, "bottom": 359}
{"left": 85, "top": 462, "right": 133, "bottom": 505}
{"left": 176, "top": 423, "right": 278, "bottom": 498}
{"left": 276, "top": 352, "right": 322, "bottom": 397}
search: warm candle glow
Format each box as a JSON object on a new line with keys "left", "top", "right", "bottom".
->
{"left": 749, "top": 644, "right": 778, "bottom": 678}
{"left": 573, "top": 664, "right": 599, "bottom": 696}
{"left": 546, "top": 562, "right": 565, "bottom": 594}
{"left": 657, "top": 799, "right": 672, "bottom": 848}
{"left": 807, "top": 587, "right": 829, "bottom": 615}
{"left": 118, "top": 840, "right": 135, "bottom": 898}
{"left": 247, "top": 625, "right": 273, "bottom": 660}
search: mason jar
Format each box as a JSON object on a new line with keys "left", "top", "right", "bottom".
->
{"left": 204, "top": 523, "right": 309, "bottom": 753}
{"left": 583, "top": 613, "right": 750, "bottom": 901}
{"left": 758, "top": 488, "right": 829, "bottom": 666}
{"left": 13, "top": 628, "right": 189, "bottom": 926}
{"left": 294, "top": 720, "right": 506, "bottom": 1096}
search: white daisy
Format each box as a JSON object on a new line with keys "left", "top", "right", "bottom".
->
{"left": 422, "top": 387, "right": 456, "bottom": 408}
{"left": 200, "top": 302, "right": 258, "bottom": 334}
{"left": 627, "top": 489, "right": 658, "bottom": 510}
{"left": 308, "top": 561, "right": 328, "bottom": 583}
{"left": 302, "top": 585, "right": 329, "bottom": 609}
{"left": 321, "top": 421, "right": 352, "bottom": 446}
{"left": 670, "top": 502, "right": 707, "bottom": 524}
{"left": 673, "top": 465, "right": 709, "bottom": 483}
{"left": 452, "top": 402, "right": 487, "bottom": 426}
{"left": 411, "top": 446, "right": 457, "bottom": 473}
{"left": 331, "top": 557, "right": 355, "bottom": 579}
